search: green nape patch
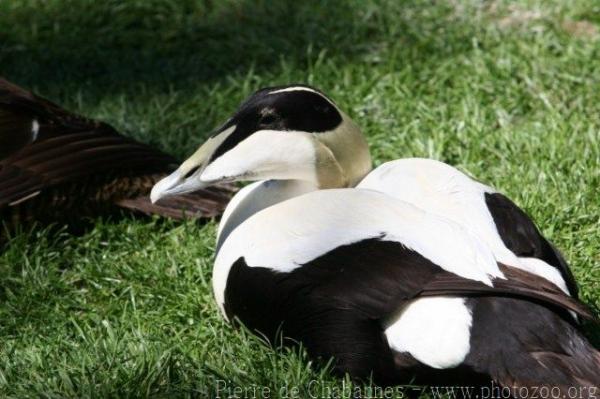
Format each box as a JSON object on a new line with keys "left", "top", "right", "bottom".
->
{"left": 1, "top": 0, "right": 599, "bottom": 397}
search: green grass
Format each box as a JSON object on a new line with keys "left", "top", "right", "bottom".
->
{"left": 1, "top": 0, "right": 599, "bottom": 397}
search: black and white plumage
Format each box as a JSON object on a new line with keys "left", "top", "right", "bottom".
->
{"left": 151, "top": 85, "right": 599, "bottom": 393}
{"left": 358, "top": 159, "right": 578, "bottom": 296}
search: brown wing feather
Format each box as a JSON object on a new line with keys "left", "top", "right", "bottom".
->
{"left": 419, "top": 264, "right": 595, "bottom": 321}
{"left": 0, "top": 129, "right": 176, "bottom": 208}
{"left": 0, "top": 77, "right": 100, "bottom": 138}
{"left": 117, "top": 186, "right": 235, "bottom": 220}
{"left": 0, "top": 77, "right": 235, "bottom": 233}
{"left": 0, "top": 107, "right": 34, "bottom": 159}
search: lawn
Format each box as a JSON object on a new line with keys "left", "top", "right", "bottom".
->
{"left": 0, "top": 0, "right": 599, "bottom": 397}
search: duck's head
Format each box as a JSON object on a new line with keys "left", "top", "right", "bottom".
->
{"left": 150, "top": 85, "right": 371, "bottom": 203}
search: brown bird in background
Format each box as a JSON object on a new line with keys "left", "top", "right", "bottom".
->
{"left": 0, "top": 78, "right": 235, "bottom": 239}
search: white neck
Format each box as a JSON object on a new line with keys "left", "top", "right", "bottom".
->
{"left": 216, "top": 115, "right": 373, "bottom": 252}
{"left": 216, "top": 179, "right": 320, "bottom": 252}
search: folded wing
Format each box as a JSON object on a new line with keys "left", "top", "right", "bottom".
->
{"left": 0, "top": 78, "right": 234, "bottom": 232}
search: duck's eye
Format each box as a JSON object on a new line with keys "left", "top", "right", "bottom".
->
{"left": 259, "top": 114, "right": 278, "bottom": 125}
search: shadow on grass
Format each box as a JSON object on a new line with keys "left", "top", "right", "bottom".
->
{"left": 0, "top": 0, "right": 469, "bottom": 96}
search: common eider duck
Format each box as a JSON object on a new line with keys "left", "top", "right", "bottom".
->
{"left": 151, "top": 85, "right": 599, "bottom": 392}
{"left": 0, "top": 78, "right": 235, "bottom": 238}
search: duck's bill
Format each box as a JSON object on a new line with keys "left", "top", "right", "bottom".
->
{"left": 150, "top": 124, "right": 238, "bottom": 204}
{"left": 150, "top": 168, "right": 210, "bottom": 203}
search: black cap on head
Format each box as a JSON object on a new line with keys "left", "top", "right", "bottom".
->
{"left": 210, "top": 85, "right": 343, "bottom": 162}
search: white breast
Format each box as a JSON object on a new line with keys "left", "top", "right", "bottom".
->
{"left": 216, "top": 179, "right": 318, "bottom": 251}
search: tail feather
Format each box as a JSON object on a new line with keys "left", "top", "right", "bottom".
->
{"left": 466, "top": 296, "right": 600, "bottom": 398}
{"left": 497, "top": 348, "right": 600, "bottom": 398}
